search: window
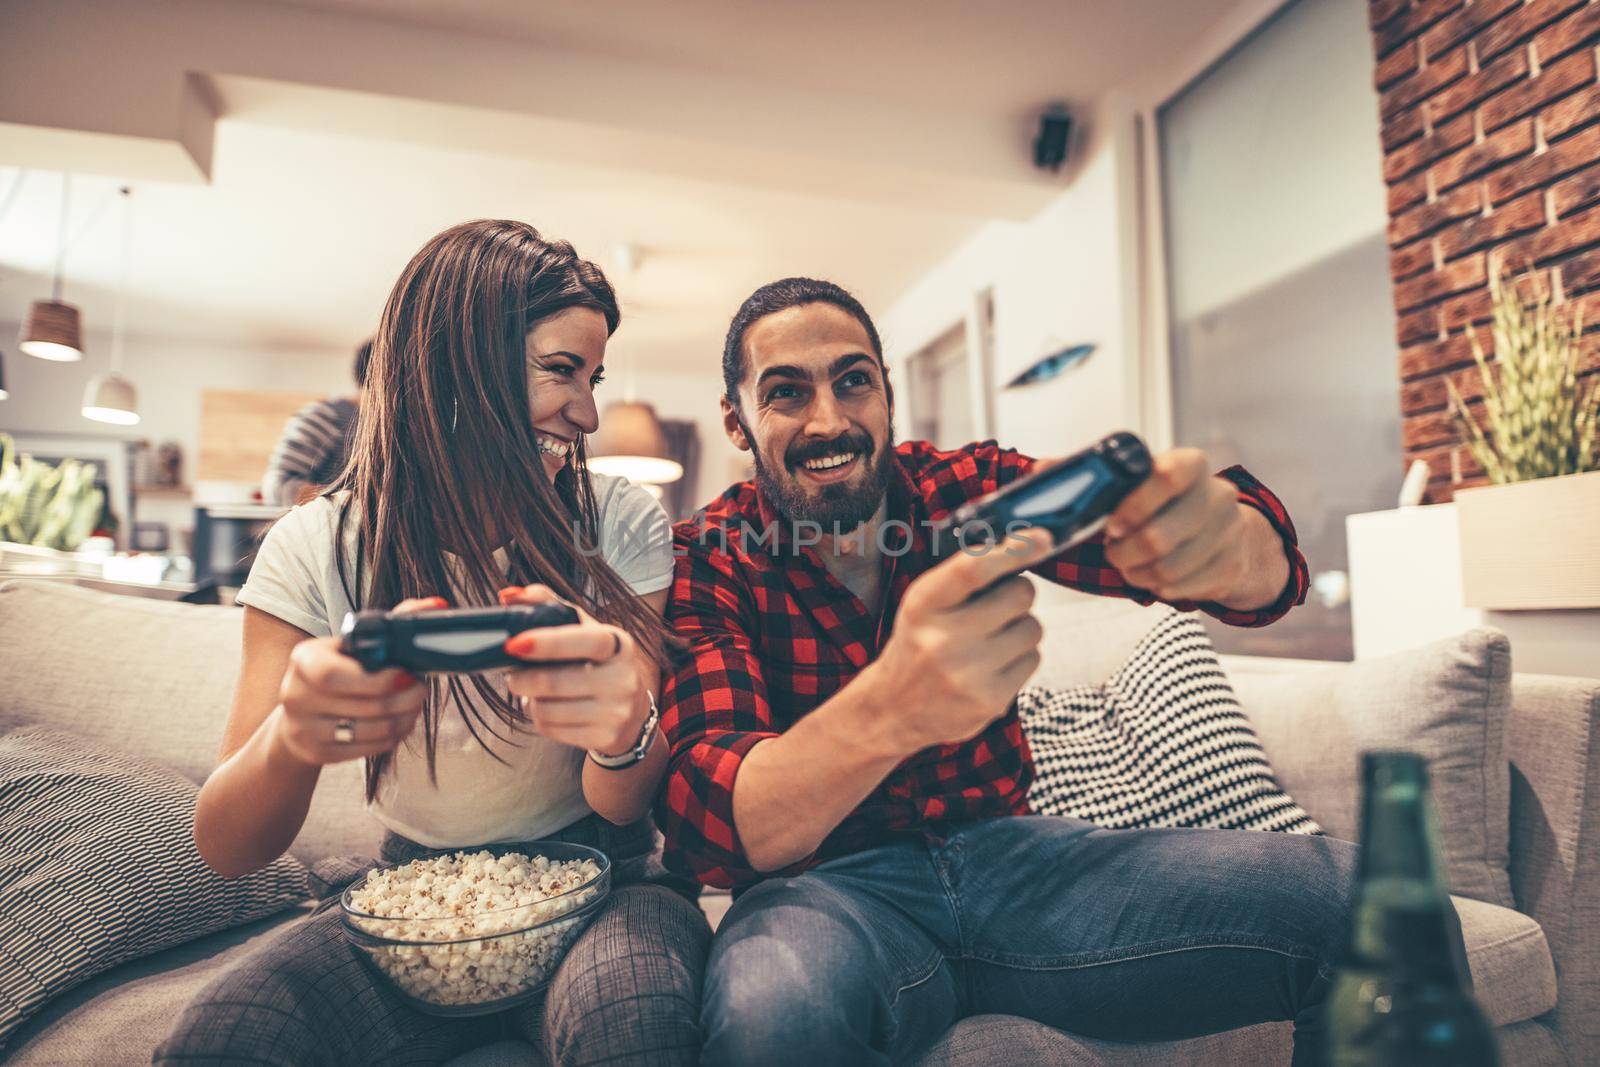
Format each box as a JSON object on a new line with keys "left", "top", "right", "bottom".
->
{"left": 1157, "top": 0, "right": 1400, "bottom": 660}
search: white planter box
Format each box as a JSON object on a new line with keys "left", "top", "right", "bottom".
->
{"left": 1346, "top": 505, "right": 1600, "bottom": 678}
{"left": 1346, "top": 505, "right": 1481, "bottom": 660}
{"left": 1456, "top": 470, "right": 1600, "bottom": 610}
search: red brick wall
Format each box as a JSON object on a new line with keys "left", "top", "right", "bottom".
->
{"left": 1370, "top": 0, "right": 1600, "bottom": 499}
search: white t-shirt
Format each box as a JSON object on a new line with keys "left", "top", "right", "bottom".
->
{"left": 236, "top": 472, "right": 674, "bottom": 848}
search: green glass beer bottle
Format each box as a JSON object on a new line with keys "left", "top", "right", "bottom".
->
{"left": 1326, "top": 751, "right": 1497, "bottom": 1065}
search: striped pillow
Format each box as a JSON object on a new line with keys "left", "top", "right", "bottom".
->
{"left": 1019, "top": 612, "right": 1322, "bottom": 834}
{"left": 0, "top": 726, "right": 308, "bottom": 1050}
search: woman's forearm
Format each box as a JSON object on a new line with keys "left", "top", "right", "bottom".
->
{"left": 581, "top": 726, "right": 668, "bottom": 825}
{"left": 193, "top": 706, "right": 323, "bottom": 878}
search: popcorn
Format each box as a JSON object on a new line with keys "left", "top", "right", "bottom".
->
{"left": 344, "top": 849, "right": 606, "bottom": 1009}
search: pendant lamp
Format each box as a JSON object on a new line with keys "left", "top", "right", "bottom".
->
{"left": 82, "top": 187, "right": 139, "bottom": 426}
{"left": 587, "top": 400, "right": 683, "bottom": 484}
{"left": 21, "top": 173, "right": 84, "bottom": 362}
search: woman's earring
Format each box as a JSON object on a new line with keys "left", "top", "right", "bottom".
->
{"left": 451, "top": 398, "right": 459, "bottom": 433}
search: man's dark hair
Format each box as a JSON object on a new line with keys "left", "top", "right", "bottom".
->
{"left": 721, "top": 278, "right": 884, "bottom": 405}
{"left": 353, "top": 339, "right": 374, "bottom": 388}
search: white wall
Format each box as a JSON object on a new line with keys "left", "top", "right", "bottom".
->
{"left": 880, "top": 103, "right": 1141, "bottom": 461}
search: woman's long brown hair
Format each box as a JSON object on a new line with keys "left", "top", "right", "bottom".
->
{"left": 325, "top": 219, "right": 679, "bottom": 801}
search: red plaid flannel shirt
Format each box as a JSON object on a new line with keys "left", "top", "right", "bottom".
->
{"left": 656, "top": 439, "right": 1309, "bottom": 890}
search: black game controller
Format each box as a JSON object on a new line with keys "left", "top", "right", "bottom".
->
{"left": 933, "top": 431, "right": 1152, "bottom": 560}
{"left": 339, "top": 603, "right": 580, "bottom": 674}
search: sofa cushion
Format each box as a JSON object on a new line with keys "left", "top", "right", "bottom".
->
{"left": 0, "top": 580, "right": 381, "bottom": 863}
{"left": 924, "top": 1016, "right": 1295, "bottom": 1066}
{"left": 1222, "top": 629, "right": 1514, "bottom": 909}
{"left": 0, "top": 726, "right": 309, "bottom": 1052}
{"left": 0, "top": 582, "right": 242, "bottom": 784}
{"left": 4, "top": 906, "right": 312, "bottom": 1066}
{"left": 1454, "top": 895, "right": 1558, "bottom": 1027}
{"left": 911, "top": 1013, "right": 1151, "bottom": 1066}
{"left": 1019, "top": 612, "right": 1322, "bottom": 834}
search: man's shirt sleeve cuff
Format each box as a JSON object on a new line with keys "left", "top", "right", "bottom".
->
{"left": 659, "top": 729, "right": 780, "bottom": 890}
{"left": 1195, "top": 465, "right": 1310, "bottom": 627}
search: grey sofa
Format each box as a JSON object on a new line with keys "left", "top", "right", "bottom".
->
{"left": 1, "top": 580, "right": 1595, "bottom": 1065}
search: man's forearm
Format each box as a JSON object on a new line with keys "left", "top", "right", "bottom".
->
{"left": 731, "top": 664, "right": 909, "bottom": 873}
{"left": 1218, "top": 505, "right": 1292, "bottom": 612}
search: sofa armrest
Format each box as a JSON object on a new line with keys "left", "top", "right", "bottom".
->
{"left": 1504, "top": 673, "right": 1600, "bottom": 1064}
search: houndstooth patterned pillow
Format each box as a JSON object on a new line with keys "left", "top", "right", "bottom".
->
{"left": 0, "top": 726, "right": 309, "bottom": 1051}
{"left": 1019, "top": 612, "right": 1322, "bottom": 835}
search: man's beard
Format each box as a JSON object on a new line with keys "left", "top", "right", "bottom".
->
{"left": 747, "top": 422, "right": 896, "bottom": 532}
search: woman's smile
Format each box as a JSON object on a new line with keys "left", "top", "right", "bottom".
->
{"left": 536, "top": 431, "right": 575, "bottom": 470}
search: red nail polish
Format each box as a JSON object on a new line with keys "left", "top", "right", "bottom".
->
{"left": 393, "top": 671, "right": 417, "bottom": 691}
{"left": 505, "top": 633, "right": 535, "bottom": 657}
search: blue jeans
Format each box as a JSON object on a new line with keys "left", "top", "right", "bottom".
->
{"left": 701, "top": 815, "right": 1357, "bottom": 1067}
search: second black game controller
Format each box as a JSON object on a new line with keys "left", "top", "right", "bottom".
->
{"left": 932, "top": 431, "right": 1153, "bottom": 559}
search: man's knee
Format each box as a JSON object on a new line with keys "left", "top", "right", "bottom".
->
{"left": 1291, "top": 835, "right": 1359, "bottom": 958}
{"left": 700, "top": 879, "right": 887, "bottom": 1066}
{"left": 702, "top": 949, "right": 878, "bottom": 1066}
{"left": 1242, "top": 832, "right": 1359, "bottom": 1004}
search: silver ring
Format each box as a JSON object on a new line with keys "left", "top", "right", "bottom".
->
{"left": 332, "top": 718, "right": 356, "bottom": 744}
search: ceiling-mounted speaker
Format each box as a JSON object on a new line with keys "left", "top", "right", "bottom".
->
{"left": 1033, "top": 105, "right": 1074, "bottom": 173}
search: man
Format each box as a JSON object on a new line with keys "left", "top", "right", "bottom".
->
{"left": 657, "top": 278, "right": 1357, "bottom": 1066}
{"left": 261, "top": 340, "right": 370, "bottom": 506}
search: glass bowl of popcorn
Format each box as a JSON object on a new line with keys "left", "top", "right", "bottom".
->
{"left": 339, "top": 842, "right": 611, "bottom": 1016}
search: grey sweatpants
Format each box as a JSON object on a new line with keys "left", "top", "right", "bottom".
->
{"left": 154, "top": 817, "right": 710, "bottom": 1067}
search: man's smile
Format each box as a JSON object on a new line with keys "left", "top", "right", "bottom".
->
{"left": 794, "top": 449, "right": 864, "bottom": 485}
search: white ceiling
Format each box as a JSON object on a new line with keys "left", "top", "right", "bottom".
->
{"left": 264, "top": 0, "right": 1241, "bottom": 117}
{"left": 0, "top": 0, "right": 1242, "bottom": 370}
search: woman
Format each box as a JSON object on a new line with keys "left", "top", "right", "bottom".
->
{"left": 158, "top": 220, "right": 709, "bottom": 1066}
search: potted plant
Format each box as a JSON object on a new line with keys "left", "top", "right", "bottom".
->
{"left": 1447, "top": 270, "right": 1600, "bottom": 609}
{"left": 0, "top": 432, "right": 107, "bottom": 554}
